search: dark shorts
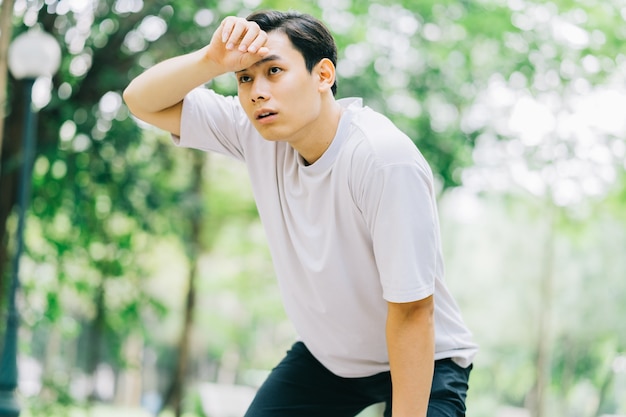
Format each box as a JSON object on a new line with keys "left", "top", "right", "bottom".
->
{"left": 244, "top": 342, "right": 472, "bottom": 417}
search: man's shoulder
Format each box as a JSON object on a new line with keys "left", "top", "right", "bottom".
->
{"left": 179, "top": 87, "right": 269, "bottom": 158}
{"left": 343, "top": 103, "right": 420, "bottom": 165}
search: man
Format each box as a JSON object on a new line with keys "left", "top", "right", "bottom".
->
{"left": 124, "top": 10, "right": 478, "bottom": 417}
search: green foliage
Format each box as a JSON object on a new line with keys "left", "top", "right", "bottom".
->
{"left": 440, "top": 189, "right": 626, "bottom": 415}
{"left": 1, "top": 0, "right": 625, "bottom": 415}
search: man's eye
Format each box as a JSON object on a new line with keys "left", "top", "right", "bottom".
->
{"left": 269, "top": 67, "right": 282, "bottom": 75}
{"left": 239, "top": 75, "right": 252, "bottom": 83}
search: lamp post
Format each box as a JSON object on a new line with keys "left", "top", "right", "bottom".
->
{"left": 0, "top": 27, "right": 61, "bottom": 417}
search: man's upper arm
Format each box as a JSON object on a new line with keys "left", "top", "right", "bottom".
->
{"left": 387, "top": 296, "right": 434, "bottom": 322}
{"left": 361, "top": 162, "right": 439, "bottom": 302}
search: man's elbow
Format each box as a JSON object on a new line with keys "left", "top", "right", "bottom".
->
{"left": 122, "top": 84, "right": 157, "bottom": 125}
{"left": 122, "top": 84, "right": 141, "bottom": 117}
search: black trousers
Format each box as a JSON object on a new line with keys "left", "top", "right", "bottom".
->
{"left": 244, "top": 341, "right": 472, "bottom": 417}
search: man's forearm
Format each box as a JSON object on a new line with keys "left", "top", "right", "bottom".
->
{"left": 123, "top": 47, "right": 217, "bottom": 114}
{"left": 386, "top": 296, "right": 435, "bottom": 417}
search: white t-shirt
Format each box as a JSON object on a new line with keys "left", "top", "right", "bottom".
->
{"left": 175, "top": 88, "right": 478, "bottom": 377}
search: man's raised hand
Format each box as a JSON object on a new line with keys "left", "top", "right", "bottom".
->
{"left": 207, "top": 16, "right": 270, "bottom": 72}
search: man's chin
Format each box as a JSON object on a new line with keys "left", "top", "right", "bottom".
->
{"left": 251, "top": 121, "right": 293, "bottom": 142}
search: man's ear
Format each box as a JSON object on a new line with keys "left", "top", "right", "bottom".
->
{"left": 316, "top": 58, "right": 336, "bottom": 93}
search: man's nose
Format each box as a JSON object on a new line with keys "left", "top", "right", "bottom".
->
{"left": 251, "top": 78, "right": 270, "bottom": 103}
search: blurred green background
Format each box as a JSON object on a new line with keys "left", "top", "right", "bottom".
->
{"left": 1, "top": 0, "right": 625, "bottom": 416}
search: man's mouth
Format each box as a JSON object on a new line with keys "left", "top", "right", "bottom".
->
{"left": 257, "top": 111, "right": 276, "bottom": 120}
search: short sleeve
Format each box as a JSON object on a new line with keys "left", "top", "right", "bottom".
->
{"left": 361, "top": 162, "right": 441, "bottom": 302}
{"left": 174, "top": 88, "right": 251, "bottom": 161}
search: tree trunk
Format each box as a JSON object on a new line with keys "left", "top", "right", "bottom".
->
{"left": 593, "top": 365, "right": 615, "bottom": 417}
{"left": 532, "top": 203, "right": 556, "bottom": 417}
{"left": 0, "top": 0, "right": 15, "bottom": 166}
{"left": 162, "top": 151, "right": 206, "bottom": 416}
{"left": 87, "top": 283, "right": 106, "bottom": 402}
{"left": 0, "top": 0, "right": 16, "bottom": 307}
{"left": 116, "top": 332, "right": 144, "bottom": 407}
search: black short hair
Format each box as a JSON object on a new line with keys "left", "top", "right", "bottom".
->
{"left": 246, "top": 10, "right": 338, "bottom": 96}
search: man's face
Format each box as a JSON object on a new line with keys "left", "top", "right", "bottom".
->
{"left": 236, "top": 31, "right": 324, "bottom": 143}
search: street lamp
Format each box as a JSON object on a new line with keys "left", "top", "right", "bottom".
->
{"left": 0, "top": 27, "right": 61, "bottom": 417}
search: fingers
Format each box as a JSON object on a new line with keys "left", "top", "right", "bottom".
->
{"left": 241, "top": 26, "right": 268, "bottom": 53}
{"left": 220, "top": 17, "right": 267, "bottom": 53}
{"left": 207, "top": 16, "right": 270, "bottom": 73}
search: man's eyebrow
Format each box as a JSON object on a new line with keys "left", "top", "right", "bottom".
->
{"left": 235, "top": 55, "right": 282, "bottom": 73}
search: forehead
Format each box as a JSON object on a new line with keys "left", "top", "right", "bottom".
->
{"left": 261, "top": 31, "right": 305, "bottom": 64}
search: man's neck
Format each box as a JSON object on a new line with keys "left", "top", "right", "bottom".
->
{"left": 291, "top": 98, "right": 344, "bottom": 165}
